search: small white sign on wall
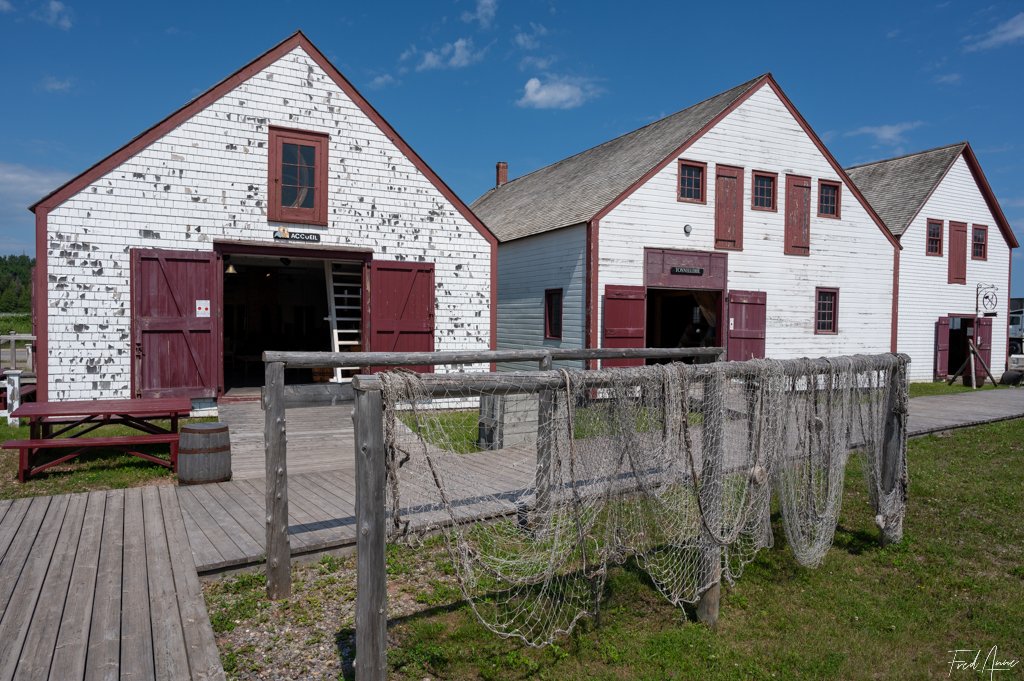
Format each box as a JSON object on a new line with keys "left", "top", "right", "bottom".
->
{"left": 196, "top": 299, "right": 211, "bottom": 318}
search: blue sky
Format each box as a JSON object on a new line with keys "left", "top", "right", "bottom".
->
{"left": 2, "top": 1, "right": 1023, "bottom": 288}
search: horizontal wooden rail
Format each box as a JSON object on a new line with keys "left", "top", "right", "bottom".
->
{"left": 262, "top": 346, "right": 724, "bottom": 369}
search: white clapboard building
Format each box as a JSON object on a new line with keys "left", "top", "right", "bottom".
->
{"left": 473, "top": 74, "right": 900, "bottom": 369}
{"left": 30, "top": 32, "right": 496, "bottom": 403}
{"left": 847, "top": 143, "right": 1017, "bottom": 382}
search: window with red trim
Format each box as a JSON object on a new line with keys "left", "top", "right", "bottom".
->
{"left": 677, "top": 160, "right": 707, "bottom": 203}
{"left": 817, "top": 180, "right": 841, "bottom": 218}
{"left": 544, "top": 288, "right": 563, "bottom": 340}
{"left": 815, "top": 288, "right": 839, "bottom": 334}
{"left": 751, "top": 171, "right": 777, "bottom": 211}
{"left": 972, "top": 225, "right": 988, "bottom": 260}
{"left": 268, "top": 127, "right": 329, "bottom": 226}
{"left": 926, "top": 219, "right": 943, "bottom": 256}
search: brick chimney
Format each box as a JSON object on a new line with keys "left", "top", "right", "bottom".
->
{"left": 495, "top": 161, "right": 508, "bottom": 187}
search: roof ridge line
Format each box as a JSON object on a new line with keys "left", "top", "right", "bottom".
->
{"left": 845, "top": 141, "right": 967, "bottom": 171}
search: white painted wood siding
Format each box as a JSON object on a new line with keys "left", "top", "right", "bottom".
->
{"left": 43, "top": 46, "right": 492, "bottom": 400}
{"left": 896, "top": 155, "right": 1010, "bottom": 381}
{"left": 497, "top": 224, "right": 587, "bottom": 370}
{"left": 599, "top": 84, "right": 895, "bottom": 359}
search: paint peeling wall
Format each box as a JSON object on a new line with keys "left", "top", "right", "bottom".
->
{"left": 44, "top": 46, "right": 492, "bottom": 400}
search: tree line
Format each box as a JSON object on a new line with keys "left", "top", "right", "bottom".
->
{"left": 0, "top": 255, "right": 34, "bottom": 313}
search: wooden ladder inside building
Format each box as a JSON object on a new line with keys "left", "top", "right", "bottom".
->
{"left": 323, "top": 260, "right": 363, "bottom": 382}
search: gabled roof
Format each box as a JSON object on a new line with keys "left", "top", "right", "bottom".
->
{"left": 846, "top": 142, "right": 1017, "bottom": 247}
{"left": 471, "top": 75, "right": 766, "bottom": 242}
{"left": 29, "top": 31, "right": 496, "bottom": 246}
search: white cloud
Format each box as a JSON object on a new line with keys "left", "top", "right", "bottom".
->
{"left": 885, "top": 29, "right": 900, "bottom": 39}
{"left": 416, "top": 38, "right": 485, "bottom": 71}
{"left": 517, "top": 75, "right": 601, "bottom": 110}
{"left": 933, "top": 72, "right": 962, "bottom": 85}
{"left": 964, "top": 12, "right": 1024, "bottom": 52}
{"left": 845, "top": 121, "right": 924, "bottom": 146}
{"left": 38, "top": 76, "right": 71, "bottom": 92}
{"left": 461, "top": 0, "right": 497, "bottom": 29}
{"left": 0, "top": 1, "right": 14, "bottom": 13}
{"left": 513, "top": 22, "right": 547, "bottom": 50}
{"left": 368, "top": 73, "right": 396, "bottom": 89}
{"left": 0, "top": 161, "right": 70, "bottom": 254}
{"left": 35, "top": 0, "right": 71, "bottom": 29}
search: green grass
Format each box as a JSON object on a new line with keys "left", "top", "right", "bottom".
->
{"left": 398, "top": 409, "right": 482, "bottom": 454}
{"left": 0, "top": 417, "right": 212, "bottom": 499}
{"left": 384, "top": 419, "right": 1024, "bottom": 680}
{"left": 908, "top": 380, "right": 1006, "bottom": 399}
{"left": 0, "top": 313, "right": 32, "bottom": 335}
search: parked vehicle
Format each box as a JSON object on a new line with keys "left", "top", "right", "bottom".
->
{"left": 1010, "top": 309, "right": 1023, "bottom": 356}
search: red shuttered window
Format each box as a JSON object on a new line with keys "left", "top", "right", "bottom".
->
{"left": 268, "top": 127, "right": 329, "bottom": 226}
{"left": 926, "top": 219, "right": 943, "bottom": 256}
{"left": 714, "top": 165, "right": 744, "bottom": 250}
{"left": 948, "top": 221, "right": 968, "bottom": 284}
{"left": 784, "top": 175, "right": 811, "bottom": 256}
{"left": 972, "top": 225, "right": 988, "bottom": 261}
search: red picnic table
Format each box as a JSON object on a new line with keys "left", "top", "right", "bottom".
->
{"left": 4, "top": 397, "right": 192, "bottom": 482}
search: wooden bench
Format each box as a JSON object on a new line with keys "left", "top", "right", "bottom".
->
{"left": 3, "top": 433, "right": 179, "bottom": 482}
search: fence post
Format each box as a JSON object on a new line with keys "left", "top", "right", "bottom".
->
{"left": 696, "top": 367, "right": 724, "bottom": 627}
{"left": 879, "top": 356, "right": 909, "bottom": 546}
{"left": 353, "top": 387, "right": 387, "bottom": 681}
{"left": 264, "top": 361, "right": 291, "bottom": 599}
{"left": 4, "top": 370, "right": 22, "bottom": 426}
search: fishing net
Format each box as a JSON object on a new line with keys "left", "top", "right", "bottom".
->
{"left": 376, "top": 353, "right": 908, "bottom": 646}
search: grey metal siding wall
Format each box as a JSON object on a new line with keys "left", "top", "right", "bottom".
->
{"left": 496, "top": 224, "right": 587, "bottom": 371}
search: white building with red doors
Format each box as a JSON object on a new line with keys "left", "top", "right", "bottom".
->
{"left": 474, "top": 74, "right": 899, "bottom": 369}
{"left": 847, "top": 143, "right": 1017, "bottom": 382}
{"left": 30, "top": 32, "right": 496, "bottom": 403}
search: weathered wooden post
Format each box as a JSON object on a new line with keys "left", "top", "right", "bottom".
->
{"left": 879, "top": 355, "right": 909, "bottom": 546}
{"left": 4, "top": 370, "right": 22, "bottom": 426}
{"left": 353, "top": 386, "right": 387, "bottom": 681}
{"left": 534, "top": 352, "right": 555, "bottom": 521}
{"left": 264, "top": 361, "right": 291, "bottom": 599}
{"left": 696, "top": 367, "right": 724, "bottom": 627}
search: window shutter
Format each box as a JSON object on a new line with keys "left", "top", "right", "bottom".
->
{"left": 714, "top": 165, "right": 743, "bottom": 250}
{"left": 948, "top": 222, "right": 967, "bottom": 284}
{"left": 784, "top": 175, "right": 811, "bottom": 255}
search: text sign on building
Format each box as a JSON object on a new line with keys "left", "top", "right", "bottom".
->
{"left": 195, "top": 299, "right": 210, "bottom": 318}
{"left": 670, "top": 266, "right": 704, "bottom": 276}
{"left": 274, "top": 228, "right": 321, "bottom": 243}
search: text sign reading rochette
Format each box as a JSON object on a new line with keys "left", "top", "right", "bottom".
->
{"left": 274, "top": 228, "right": 321, "bottom": 243}
{"left": 670, "top": 266, "right": 704, "bottom": 275}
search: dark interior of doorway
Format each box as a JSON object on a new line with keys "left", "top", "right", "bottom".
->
{"left": 223, "top": 254, "right": 330, "bottom": 389}
{"left": 646, "top": 289, "right": 721, "bottom": 364}
{"left": 947, "top": 316, "right": 975, "bottom": 377}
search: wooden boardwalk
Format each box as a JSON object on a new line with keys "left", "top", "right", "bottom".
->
{"left": 0, "top": 486, "right": 224, "bottom": 680}
{"left": 907, "top": 387, "right": 1024, "bottom": 436}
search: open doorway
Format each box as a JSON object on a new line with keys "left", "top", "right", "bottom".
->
{"left": 946, "top": 315, "right": 975, "bottom": 377}
{"left": 646, "top": 289, "right": 721, "bottom": 362}
{"left": 222, "top": 254, "right": 332, "bottom": 392}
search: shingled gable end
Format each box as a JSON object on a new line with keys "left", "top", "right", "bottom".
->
{"left": 479, "top": 74, "right": 901, "bottom": 370}
{"left": 31, "top": 31, "right": 496, "bottom": 402}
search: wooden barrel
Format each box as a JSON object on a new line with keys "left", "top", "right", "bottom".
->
{"left": 178, "top": 422, "right": 232, "bottom": 485}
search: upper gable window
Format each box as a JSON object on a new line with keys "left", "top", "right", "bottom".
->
{"left": 817, "top": 180, "right": 841, "bottom": 219}
{"left": 677, "top": 160, "right": 707, "bottom": 204}
{"left": 752, "top": 171, "right": 777, "bottom": 211}
{"left": 268, "top": 127, "right": 329, "bottom": 226}
{"left": 972, "top": 225, "right": 988, "bottom": 261}
{"left": 926, "top": 219, "right": 943, "bottom": 256}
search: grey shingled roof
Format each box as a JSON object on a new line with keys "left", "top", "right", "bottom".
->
{"left": 472, "top": 75, "right": 767, "bottom": 242}
{"left": 845, "top": 143, "right": 966, "bottom": 237}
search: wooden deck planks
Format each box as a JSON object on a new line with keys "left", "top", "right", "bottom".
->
{"left": 119, "top": 487, "right": 155, "bottom": 681}
{"left": 84, "top": 490, "right": 124, "bottom": 681}
{"left": 0, "top": 497, "right": 51, "bottom": 616}
{"left": 48, "top": 491, "right": 106, "bottom": 681}
{"left": 0, "top": 497, "right": 32, "bottom": 565}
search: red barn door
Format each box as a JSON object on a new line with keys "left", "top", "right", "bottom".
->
{"left": 602, "top": 285, "right": 646, "bottom": 367}
{"left": 131, "top": 249, "right": 221, "bottom": 399}
{"left": 366, "top": 260, "right": 435, "bottom": 373}
{"left": 934, "top": 316, "right": 950, "bottom": 380}
{"left": 727, "top": 290, "right": 766, "bottom": 361}
{"left": 974, "top": 316, "right": 993, "bottom": 379}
